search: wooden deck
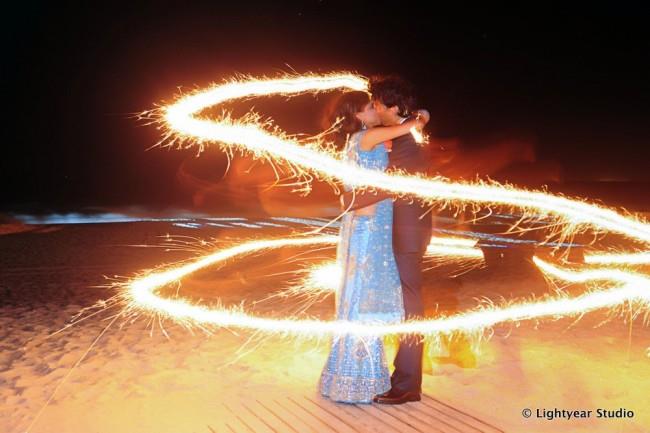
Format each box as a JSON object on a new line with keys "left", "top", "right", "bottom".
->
{"left": 212, "top": 392, "right": 505, "bottom": 433}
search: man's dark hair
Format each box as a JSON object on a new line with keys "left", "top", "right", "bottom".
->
{"left": 369, "top": 74, "right": 417, "bottom": 117}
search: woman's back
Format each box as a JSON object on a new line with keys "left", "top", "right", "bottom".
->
{"left": 345, "top": 131, "right": 389, "bottom": 171}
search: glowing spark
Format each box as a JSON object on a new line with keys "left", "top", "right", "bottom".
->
{"left": 124, "top": 235, "right": 650, "bottom": 336}
{"left": 303, "top": 261, "right": 341, "bottom": 293}
{"left": 130, "top": 236, "right": 338, "bottom": 306}
{"left": 294, "top": 236, "right": 483, "bottom": 295}
{"left": 425, "top": 244, "right": 484, "bottom": 258}
{"left": 585, "top": 252, "right": 650, "bottom": 265}
{"left": 409, "top": 126, "right": 425, "bottom": 144}
{"left": 425, "top": 236, "right": 484, "bottom": 258}
{"left": 429, "top": 236, "right": 478, "bottom": 247}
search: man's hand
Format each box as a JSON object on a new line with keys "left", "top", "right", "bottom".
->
{"left": 416, "top": 109, "right": 430, "bottom": 124}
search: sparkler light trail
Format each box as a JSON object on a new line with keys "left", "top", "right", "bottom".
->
{"left": 124, "top": 234, "right": 650, "bottom": 336}
{"left": 129, "top": 72, "right": 650, "bottom": 337}
{"left": 150, "top": 73, "right": 650, "bottom": 244}
{"left": 585, "top": 251, "right": 650, "bottom": 265}
{"left": 425, "top": 236, "right": 484, "bottom": 259}
{"left": 293, "top": 236, "right": 484, "bottom": 295}
{"left": 302, "top": 261, "right": 341, "bottom": 294}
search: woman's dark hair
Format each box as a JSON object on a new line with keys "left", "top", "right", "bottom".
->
{"left": 321, "top": 91, "right": 370, "bottom": 147}
{"left": 369, "top": 74, "right": 416, "bottom": 117}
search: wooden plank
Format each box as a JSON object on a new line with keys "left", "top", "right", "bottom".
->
{"left": 298, "top": 395, "right": 362, "bottom": 433}
{"left": 252, "top": 398, "right": 303, "bottom": 433}
{"left": 284, "top": 394, "right": 354, "bottom": 433}
{"left": 260, "top": 397, "right": 320, "bottom": 433}
{"left": 356, "top": 403, "right": 424, "bottom": 433}
{"left": 315, "top": 398, "right": 385, "bottom": 433}
{"left": 206, "top": 424, "right": 219, "bottom": 433}
{"left": 421, "top": 394, "right": 505, "bottom": 433}
{"left": 272, "top": 396, "right": 337, "bottom": 433}
{"left": 421, "top": 394, "right": 503, "bottom": 432}
{"left": 221, "top": 402, "right": 255, "bottom": 433}
{"left": 393, "top": 403, "right": 468, "bottom": 433}
{"left": 223, "top": 401, "right": 275, "bottom": 433}
{"left": 217, "top": 391, "right": 503, "bottom": 433}
{"left": 375, "top": 404, "right": 448, "bottom": 433}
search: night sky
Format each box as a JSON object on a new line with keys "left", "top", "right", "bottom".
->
{"left": 2, "top": 3, "right": 649, "bottom": 213}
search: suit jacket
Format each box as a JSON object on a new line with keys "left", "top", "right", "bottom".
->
{"left": 386, "top": 122, "right": 431, "bottom": 175}
{"left": 388, "top": 122, "right": 433, "bottom": 254}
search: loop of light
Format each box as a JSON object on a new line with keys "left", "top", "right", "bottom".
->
{"left": 128, "top": 73, "right": 650, "bottom": 336}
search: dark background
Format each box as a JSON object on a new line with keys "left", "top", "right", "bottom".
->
{"left": 2, "top": 2, "right": 649, "bottom": 213}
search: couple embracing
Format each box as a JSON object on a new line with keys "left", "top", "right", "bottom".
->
{"left": 319, "top": 75, "right": 433, "bottom": 405}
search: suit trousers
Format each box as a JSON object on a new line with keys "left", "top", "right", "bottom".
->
{"left": 390, "top": 201, "right": 432, "bottom": 393}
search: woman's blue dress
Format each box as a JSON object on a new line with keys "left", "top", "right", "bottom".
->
{"left": 319, "top": 130, "right": 404, "bottom": 403}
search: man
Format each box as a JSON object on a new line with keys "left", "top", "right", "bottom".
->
{"left": 340, "top": 75, "right": 433, "bottom": 404}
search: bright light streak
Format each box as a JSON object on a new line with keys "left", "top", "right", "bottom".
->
{"left": 124, "top": 235, "right": 650, "bottom": 336}
{"left": 128, "top": 72, "right": 650, "bottom": 337}
{"left": 154, "top": 73, "right": 650, "bottom": 245}
{"left": 585, "top": 252, "right": 650, "bottom": 265}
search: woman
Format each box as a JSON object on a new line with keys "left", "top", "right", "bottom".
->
{"left": 319, "top": 91, "right": 428, "bottom": 403}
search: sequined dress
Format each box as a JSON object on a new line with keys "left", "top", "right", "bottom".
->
{"left": 319, "top": 130, "right": 404, "bottom": 403}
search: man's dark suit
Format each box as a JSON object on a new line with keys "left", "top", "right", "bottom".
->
{"left": 386, "top": 127, "right": 432, "bottom": 393}
{"left": 340, "top": 122, "right": 432, "bottom": 392}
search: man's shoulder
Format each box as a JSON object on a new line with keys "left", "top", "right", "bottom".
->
{"left": 394, "top": 115, "right": 416, "bottom": 141}
{"left": 393, "top": 130, "right": 415, "bottom": 144}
